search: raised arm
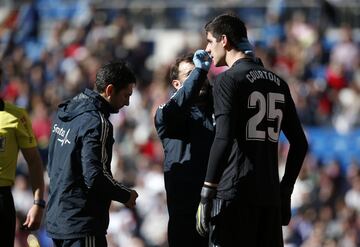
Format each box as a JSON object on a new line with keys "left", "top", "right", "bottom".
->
{"left": 155, "top": 50, "right": 212, "bottom": 139}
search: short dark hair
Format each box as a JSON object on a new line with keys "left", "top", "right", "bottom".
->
{"left": 169, "top": 53, "right": 193, "bottom": 82}
{"left": 205, "top": 13, "right": 248, "bottom": 49}
{"left": 95, "top": 61, "right": 136, "bottom": 93}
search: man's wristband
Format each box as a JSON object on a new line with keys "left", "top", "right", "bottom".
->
{"left": 204, "top": 181, "right": 218, "bottom": 188}
{"left": 33, "top": 199, "right": 46, "bottom": 208}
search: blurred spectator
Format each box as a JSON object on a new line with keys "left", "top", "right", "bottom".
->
{"left": 14, "top": 0, "right": 39, "bottom": 46}
{"left": 329, "top": 24, "right": 359, "bottom": 75}
{"left": 345, "top": 170, "right": 360, "bottom": 213}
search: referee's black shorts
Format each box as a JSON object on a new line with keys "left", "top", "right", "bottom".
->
{"left": 210, "top": 198, "right": 283, "bottom": 247}
{"left": 0, "top": 186, "right": 16, "bottom": 247}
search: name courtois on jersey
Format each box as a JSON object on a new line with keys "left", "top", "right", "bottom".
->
{"left": 246, "top": 70, "right": 280, "bottom": 85}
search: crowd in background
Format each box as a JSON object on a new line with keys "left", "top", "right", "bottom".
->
{"left": 0, "top": 0, "right": 360, "bottom": 246}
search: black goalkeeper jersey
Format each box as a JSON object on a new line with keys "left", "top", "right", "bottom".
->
{"left": 206, "top": 57, "right": 308, "bottom": 205}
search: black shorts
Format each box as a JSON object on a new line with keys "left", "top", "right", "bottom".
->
{"left": 210, "top": 199, "right": 283, "bottom": 247}
{"left": 0, "top": 186, "right": 16, "bottom": 247}
{"left": 53, "top": 235, "right": 107, "bottom": 247}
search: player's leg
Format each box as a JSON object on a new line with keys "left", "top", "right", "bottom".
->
{"left": 165, "top": 168, "right": 207, "bottom": 247}
{"left": 0, "top": 187, "right": 16, "bottom": 247}
{"left": 167, "top": 214, "right": 179, "bottom": 246}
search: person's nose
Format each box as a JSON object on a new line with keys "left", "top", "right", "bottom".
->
{"left": 205, "top": 44, "right": 211, "bottom": 53}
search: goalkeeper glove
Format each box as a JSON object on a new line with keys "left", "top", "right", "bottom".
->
{"left": 196, "top": 185, "right": 216, "bottom": 237}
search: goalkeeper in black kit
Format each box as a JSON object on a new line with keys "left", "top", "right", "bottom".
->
{"left": 196, "top": 14, "right": 308, "bottom": 247}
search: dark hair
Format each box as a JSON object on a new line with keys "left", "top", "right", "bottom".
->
{"left": 95, "top": 61, "right": 136, "bottom": 93}
{"left": 205, "top": 13, "right": 248, "bottom": 49}
{"left": 169, "top": 53, "right": 193, "bottom": 82}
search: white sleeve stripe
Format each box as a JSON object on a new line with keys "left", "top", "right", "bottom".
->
{"left": 99, "top": 113, "right": 131, "bottom": 193}
{"left": 99, "top": 113, "right": 108, "bottom": 165}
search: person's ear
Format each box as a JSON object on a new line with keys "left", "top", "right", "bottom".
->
{"left": 172, "top": 80, "right": 182, "bottom": 90}
{"left": 221, "top": 35, "right": 230, "bottom": 49}
{"left": 104, "top": 84, "right": 114, "bottom": 99}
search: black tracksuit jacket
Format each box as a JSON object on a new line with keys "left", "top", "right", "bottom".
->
{"left": 46, "top": 89, "right": 131, "bottom": 239}
{"left": 154, "top": 68, "right": 215, "bottom": 215}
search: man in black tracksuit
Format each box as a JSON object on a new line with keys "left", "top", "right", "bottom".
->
{"left": 46, "top": 61, "right": 138, "bottom": 247}
{"left": 196, "top": 14, "right": 308, "bottom": 247}
{"left": 154, "top": 51, "right": 214, "bottom": 247}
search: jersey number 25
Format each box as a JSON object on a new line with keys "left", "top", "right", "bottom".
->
{"left": 246, "top": 91, "right": 284, "bottom": 142}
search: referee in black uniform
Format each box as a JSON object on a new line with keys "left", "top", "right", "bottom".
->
{"left": 196, "top": 14, "right": 308, "bottom": 247}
